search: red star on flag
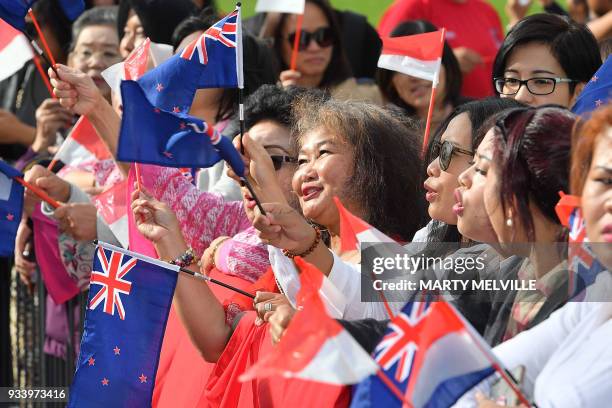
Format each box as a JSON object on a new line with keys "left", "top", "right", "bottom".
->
{"left": 153, "top": 108, "right": 161, "bottom": 114}
{"left": 139, "top": 374, "right": 147, "bottom": 383}
{"left": 179, "top": 122, "right": 186, "bottom": 130}
{"left": 155, "top": 83, "right": 164, "bottom": 92}
{"left": 591, "top": 75, "right": 599, "bottom": 82}
{"left": 6, "top": 213, "right": 14, "bottom": 221}
{"left": 113, "top": 346, "right": 120, "bottom": 355}
{"left": 101, "top": 378, "right": 109, "bottom": 386}
{"left": 172, "top": 106, "right": 181, "bottom": 113}
{"left": 88, "top": 357, "right": 95, "bottom": 366}
{"left": 596, "top": 99, "right": 603, "bottom": 107}
{"left": 163, "top": 151, "right": 174, "bottom": 159}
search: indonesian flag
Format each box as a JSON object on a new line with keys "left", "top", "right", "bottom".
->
{"left": 101, "top": 37, "right": 173, "bottom": 102}
{"left": 240, "top": 257, "right": 378, "bottom": 384}
{"left": 255, "top": 0, "right": 305, "bottom": 14}
{"left": 377, "top": 30, "right": 445, "bottom": 84}
{"left": 335, "top": 197, "right": 395, "bottom": 253}
{"left": 92, "top": 180, "right": 129, "bottom": 248}
{"left": 53, "top": 116, "right": 111, "bottom": 167}
{"left": 0, "top": 18, "right": 33, "bottom": 82}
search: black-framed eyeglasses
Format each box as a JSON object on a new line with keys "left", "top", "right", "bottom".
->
{"left": 432, "top": 141, "right": 473, "bottom": 171}
{"left": 494, "top": 77, "right": 576, "bottom": 96}
{"left": 287, "top": 27, "right": 334, "bottom": 51}
{"left": 270, "top": 155, "right": 297, "bottom": 171}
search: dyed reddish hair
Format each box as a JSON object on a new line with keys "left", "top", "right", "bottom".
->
{"left": 570, "top": 105, "right": 612, "bottom": 195}
{"left": 493, "top": 106, "right": 577, "bottom": 241}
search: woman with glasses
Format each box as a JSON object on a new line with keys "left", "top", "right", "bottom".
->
{"left": 456, "top": 106, "right": 576, "bottom": 346}
{"left": 377, "top": 20, "right": 465, "bottom": 136}
{"left": 492, "top": 13, "right": 600, "bottom": 108}
{"left": 272, "top": 0, "right": 381, "bottom": 103}
{"left": 457, "top": 105, "right": 612, "bottom": 408}
{"left": 418, "top": 98, "right": 525, "bottom": 243}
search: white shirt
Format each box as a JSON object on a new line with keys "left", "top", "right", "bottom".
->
{"left": 457, "top": 272, "right": 612, "bottom": 408}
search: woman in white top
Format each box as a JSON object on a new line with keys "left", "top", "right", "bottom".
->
{"left": 467, "top": 104, "right": 612, "bottom": 407}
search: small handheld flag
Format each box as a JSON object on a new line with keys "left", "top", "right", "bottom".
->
{"left": 572, "top": 56, "right": 611, "bottom": 116}
{"left": 377, "top": 29, "right": 446, "bottom": 154}
{"left": 68, "top": 242, "right": 178, "bottom": 407}
{"left": 0, "top": 160, "right": 24, "bottom": 256}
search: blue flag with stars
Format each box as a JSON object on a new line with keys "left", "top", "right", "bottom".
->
{"left": 0, "top": 0, "right": 84, "bottom": 31}
{"left": 0, "top": 160, "right": 23, "bottom": 257}
{"left": 68, "top": 243, "right": 178, "bottom": 408}
{"left": 572, "top": 56, "right": 611, "bottom": 116}
{"left": 117, "top": 80, "right": 246, "bottom": 173}
{"left": 137, "top": 8, "right": 241, "bottom": 113}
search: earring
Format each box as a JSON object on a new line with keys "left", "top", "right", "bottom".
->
{"left": 506, "top": 217, "right": 513, "bottom": 227}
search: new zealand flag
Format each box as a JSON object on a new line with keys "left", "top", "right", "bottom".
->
{"left": 68, "top": 243, "right": 178, "bottom": 407}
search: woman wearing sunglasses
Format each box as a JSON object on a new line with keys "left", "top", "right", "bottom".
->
{"left": 417, "top": 98, "right": 525, "bottom": 243}
{"left": 272, "top": 0, "right": 382, "bottom": 103}
{"left": 492, "top": 13, "right": 600, "bottom": 108}
{"left": 377, "top": 20, "right": 465, "bottom": 136}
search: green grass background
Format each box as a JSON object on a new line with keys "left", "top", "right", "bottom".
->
{"left": 218, "top": 0, "right": 546, "bottom": 31}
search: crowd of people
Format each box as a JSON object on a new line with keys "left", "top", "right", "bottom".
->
{"left": 1, "top": 0, "right": 611, "bottom": 406}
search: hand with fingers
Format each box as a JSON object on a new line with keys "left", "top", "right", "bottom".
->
{"left": 279, "top": 70, "right": 302, "bottom": 88}
{"left": 14, "top": 220, "right": 36, "bottom": 289}
{"left": 23, "top": 165, "right": 70, "bottom": 215}
{"left": 54, "top": 203, "right": 97, "bottom": 241}
{"left": 32, "top": 98, "right": 73, "bottom": 154}
{"left": 130, "top": 187, "right": 181, "bottom": 245}
{"left": 252, "top": 202, "right": 315, "bottom": 253}
{"left": 48, "top": 64, "right": 103, "bottom": 116}
{"left": 200, "top": 235, "right": 231, "bottom": 275}
{"left": 268, "top": 304, "right": 296, "bottom": 344}
{"left": 253, "top": 291, "right": 292, "bottom": 325}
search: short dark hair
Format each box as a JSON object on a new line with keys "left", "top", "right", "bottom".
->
{"left": 423, "top": 98, "right": 526, "bottom": 243}
{"left": 70, "top": 6, "right": 118, "bottom": 51}
{"left": 493, "top": 105, "right": 577, "bottom": 241}
{"left": 172, "top": 9, "right": 278, "bottom": 122}
{"left": 294, "top": 98, "right": 425, "bottom": 240}
{"left": 377, "top": 20, "right": 463, "bottom": 116}
{"left": 243, "top": 85, "right": 326, "bottom": 131}
{"left": 272, "top": 0, "right": 352, "bottom": 89}
{"left": 492, "top": 14, "right": 600, "bottom": 95}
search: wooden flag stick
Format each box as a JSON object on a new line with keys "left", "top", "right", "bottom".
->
{"left": 14, "top": 176, "right": 61, "bottom": 209}
{"left": 289, "top": 14, "right": 304, "bottom": 70}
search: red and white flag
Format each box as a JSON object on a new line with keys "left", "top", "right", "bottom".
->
{"left": 101, "top": 38, "right": 173, "bottom": 100}
{"left": 0, "top": 18, "right": 33, "bottom": 82}
{"left": 255, "top": 0, "right": 305, "bottom": 14}
{"left": 335, "top": 197, "right": 395, "bottom": 253}
{"left": 53, "top": 116, "right": 111, "bottom": 167}
{"left": 377, "top": 30, "right": 445, "bottom": 84}
{"left": 92, "top": 180, "right": 129, "bottom": 248}
{"left": 240, "top": 257, "right": 378, "bottom": 384}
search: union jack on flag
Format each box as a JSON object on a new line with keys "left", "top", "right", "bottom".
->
{"left": 89, "top": 247, "right": 136, "bottom": 320}
{"left": 374, "top": 301, "right": 432, "bottom": 383}
{"left": 180, "top": 10, "right": 238, "bottom": 64}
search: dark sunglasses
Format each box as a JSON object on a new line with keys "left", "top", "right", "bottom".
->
{"left": 432, "top": 141, "right": 473, "bottom": 171}
{"left": 287, "top": 27, "right": 334, "bottom": 51}
{"left": 270, "top": 155, "right": 297, "bottom": 171}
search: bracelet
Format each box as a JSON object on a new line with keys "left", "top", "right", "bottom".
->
{"left": 210, "top": 237, "right": 231, "bottom": 269}
{"left": 282, "top": 226, "right": 321, "bottom": 259}
{"left": 169, "top": 247, "right": 196, "bottom": 268}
